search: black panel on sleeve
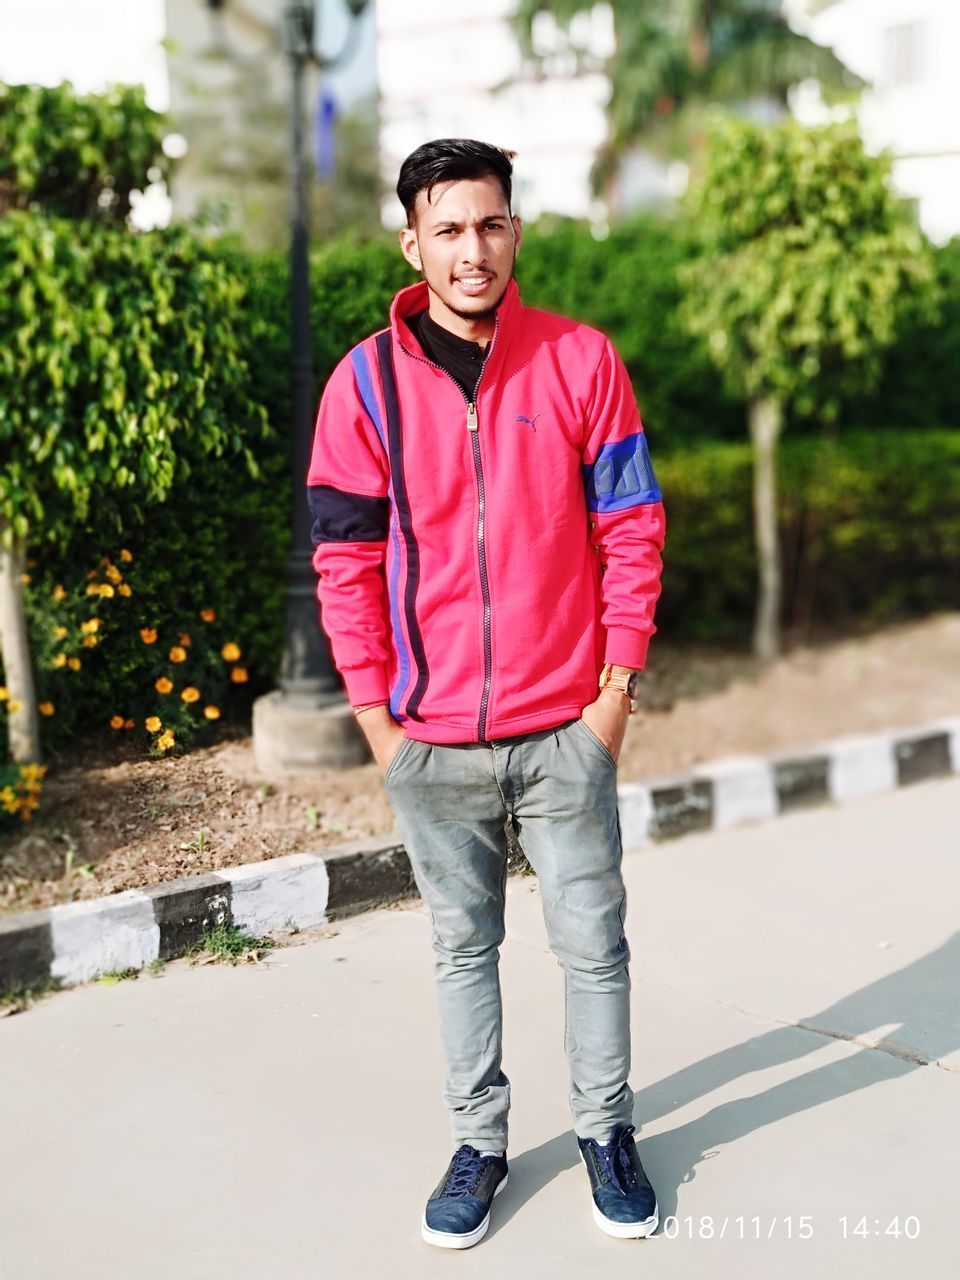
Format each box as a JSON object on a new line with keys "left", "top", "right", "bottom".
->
{"left": 308, "top": 484, "right": 389, "bottom": 545}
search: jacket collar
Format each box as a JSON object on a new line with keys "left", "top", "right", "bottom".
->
{"left": 390, "top": 277, "right": 522, "bottom": 356}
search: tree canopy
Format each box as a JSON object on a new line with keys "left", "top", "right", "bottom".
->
{"left": 679, "top": 117, "right": 937, "bottom": 420}
{"left": 0, "top": 81, "right": 168, "bottom": 222}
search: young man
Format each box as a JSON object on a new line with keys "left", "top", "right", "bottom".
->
{"left": 307, "top": 139, "right": 666, "bottom": 1248}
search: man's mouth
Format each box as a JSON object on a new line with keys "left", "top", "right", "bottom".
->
{"left": 454, "top": 274, "right": 494, "bottom": 296}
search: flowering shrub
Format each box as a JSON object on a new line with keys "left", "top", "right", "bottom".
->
{"left": 1, "top": 547, "right": 253, "bottom": 761}
{"left": 0, "top": 762, "right": 46, "bottom": 827}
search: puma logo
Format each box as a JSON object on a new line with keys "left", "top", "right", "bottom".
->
{"left": 516, "top": 413, "right": 540, "bottom": 432}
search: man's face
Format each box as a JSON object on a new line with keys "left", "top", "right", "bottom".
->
{"left": 399, "top": 176, "right": 522, "bottom": 327}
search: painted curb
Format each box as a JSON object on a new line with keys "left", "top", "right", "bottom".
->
{"left": 2, "top": 717, "right": 957, "bottom": 994}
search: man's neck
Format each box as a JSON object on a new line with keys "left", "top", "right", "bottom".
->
{"left": 426, "top": 294, "right": 494, "bottom": 349}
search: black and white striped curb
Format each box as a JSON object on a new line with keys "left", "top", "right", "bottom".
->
{"left": 2, "top": 718, "right": 957, "bottom": 995}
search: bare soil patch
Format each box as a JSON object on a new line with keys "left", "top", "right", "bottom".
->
{"left": 3, "top": 613, "right": 958, "bottom": 918}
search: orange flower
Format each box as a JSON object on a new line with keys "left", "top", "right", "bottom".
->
{"left": 80, "top": 618, "right": 101, "bottom": 635}
{"left": 145, "top": 716, "right": 162, "bottom": 733}
{"left": 82, "top": 635, "right": 98, "bottom": 648}
{"left": 52, "top": 653, "right": 68, "bottom": 669}
{"left": 221, "top": 642, "right": 241, "bottom": 662}
{"left": 52, "top": 585, "right": 67, "bottom": 602}
{"left": 105, "top": 564, "right": 123, "bottom": 584}
{"left": 67, "top": 657, "right": 81, "bottom": 672}
{"left": 155, "top": 676, "right": 173, "bottom": 695}
{"left": 110, "top": 715, "right": 125, "bottom": 730}
{"left": 99, "top": 584, "right": 115, "bottom": 599}
{"left": 180, "top": 686, "right": 201, "bottom": 704}
{"left": 178, "top": 632, "right": 191, "bottom": 648}
{"left": 38, "top": 702, "right": 56, "bottom": 717}
{"left": 20, "top": 573, "right": 30, "bottom": 585}
{"left": 140, "top": 627, "right": 157, "bottom": 644}
{"left": 118, "top": 584, "right": 132, "bottom": 597}
{"left": 230, "top": 666, "right": 249, "bottom": 684}
{"left": 157, "top": 730, "right": 176, "bottom": 752}
{"left": 85, "top": 583, "right": 100, "bottom": 596}
{"left": 124, "top": 718, "right": 135, "bottom": 730}
{"left": 169, "top": 645, "right": 187, "bottom": 664}
{"left": 203, "top": 705, "right": 221, "bottom": 720}
{"left": 54, "top": 625, "right": 69, "bottom": 638}
{"left": 199, "top": 609, "right": 216, "bottom": 623}
{"left": 119, "top": 548, "right": 133, "bottom": 563}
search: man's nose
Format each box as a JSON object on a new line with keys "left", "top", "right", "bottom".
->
{"left": 460, "top": 228, "right": 486, "bottom": 263}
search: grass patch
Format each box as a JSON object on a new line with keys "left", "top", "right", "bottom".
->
{"left": 0, "top": 977, "right": 63, "bottom": 1016}
{"left": 186, "top": 923, "right": 277, "bottom": 966}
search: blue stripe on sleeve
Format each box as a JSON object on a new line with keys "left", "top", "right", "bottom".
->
{"left": 582, "top": 431, "right": 662, "bottom": 513}
{"left": 350, "top": 344, "right": 387, "bottom": 451}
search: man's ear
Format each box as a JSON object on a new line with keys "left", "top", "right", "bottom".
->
{"left": 399, "top": 226, "right": 422, "bottom": 273}
{"left": 512, "top": 214, "right": 523, "bottom": 256}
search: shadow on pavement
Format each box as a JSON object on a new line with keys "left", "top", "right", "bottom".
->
{"left": 638, "top": 931, "right": 959, "bottom": 1220}
{"left": 491, "top": 932, "right": 958, "bottom": 1232}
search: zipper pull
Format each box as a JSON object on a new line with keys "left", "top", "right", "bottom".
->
{"left": 466, "top": 402, "right": 478, "bottom": 431}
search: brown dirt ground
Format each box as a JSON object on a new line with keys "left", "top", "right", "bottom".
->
{"left": 2, "top": 613, "right": 958, "bottom": 918}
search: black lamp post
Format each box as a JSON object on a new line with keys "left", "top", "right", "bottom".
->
{"left": 280, "top": 0, "right": 369, "bottom": 708}
{"left": 201, "top": 0, "right": 371, "bottom": 766}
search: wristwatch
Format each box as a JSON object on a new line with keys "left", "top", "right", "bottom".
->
{"left": 598, "top": 664, "right": 642, "bottom": 713}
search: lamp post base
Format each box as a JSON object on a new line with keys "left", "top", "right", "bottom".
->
{"left": 252, "top": 689, "right": 370, "bottom": 774}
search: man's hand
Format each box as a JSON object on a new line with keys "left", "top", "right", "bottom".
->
{"left": 355, "top": 704, "right": 408, "bottom": 775}
{"left": 579, "top": 686, "right": 632, "bottom": 765}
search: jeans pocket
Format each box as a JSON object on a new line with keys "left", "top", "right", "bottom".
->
{"left": 572, "top": 717, "right": 618, "bottom": 770}
{"left": 383, "top": 735, "right": 417, "bottom": 785}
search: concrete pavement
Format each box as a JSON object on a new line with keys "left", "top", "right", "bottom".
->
{"left": 2, "top": 777, "right": 958, "bottom": 1279}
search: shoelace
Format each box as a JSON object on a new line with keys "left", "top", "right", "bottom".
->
{"left": 591, "top": 1125, "right": 639, "bottom": 1195}
{"left": 441, "top": 1145, "right": 486, "bottom": 1198}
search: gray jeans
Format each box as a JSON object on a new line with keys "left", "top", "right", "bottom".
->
{"left": 384, "top": 716, "right": 633, "bottom": 1151}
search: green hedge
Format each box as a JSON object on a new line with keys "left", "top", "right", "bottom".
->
{"left": 836, "top": 236, "right": 960, "bottom": 429}
{"left": 656, "top": 427, "right": 960, "bottom": 642}
{"left": 0, "top": 219, "right": 284, "bottom": 762}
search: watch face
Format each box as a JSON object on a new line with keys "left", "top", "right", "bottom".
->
{"left": 627, "top": 672, "right": 643, "bottom": 700}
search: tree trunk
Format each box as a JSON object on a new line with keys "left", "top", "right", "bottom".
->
{"left": 0, "top": 522, "right": 41, "bottom": 764}
{"left": 748, "top": 396, "right": 783, "bottom": 664}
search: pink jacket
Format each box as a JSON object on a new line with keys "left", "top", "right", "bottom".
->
{"left": 307, "top": 278, "right": 666, "bottom": 744}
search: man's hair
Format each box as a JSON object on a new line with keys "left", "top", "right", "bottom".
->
{"left": 397, "top": 138, "right": 514, "bottom": 227}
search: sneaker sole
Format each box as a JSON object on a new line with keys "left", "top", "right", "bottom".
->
{"left": 592, "top": 1201, "right": 659, "bottom": 1239}
{"left": 420, "top": 1173, "right": 508, "bottom": 1249}
{"left": 580, "top": 1150, "right": 658, "bottom": 1239}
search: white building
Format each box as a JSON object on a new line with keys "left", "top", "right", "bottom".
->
{"left": 791, "top": 0, "right": 960, "bottom": 242}
{"left": 375, "top": 0, "right": 614, "bottom": 228}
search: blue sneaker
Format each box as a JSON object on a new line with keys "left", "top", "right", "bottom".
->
{"left": 421, "top": 1144, "right": 509, "bottom": 1249}
{"left": 578, "top": 1124, "right": 659, "bottom": 1238}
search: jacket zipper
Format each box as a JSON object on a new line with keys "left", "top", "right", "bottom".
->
{"left": 398, "top": 318, "right": 498, "bottom": 741}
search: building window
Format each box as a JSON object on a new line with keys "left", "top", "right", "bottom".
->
{"left": 884, "top": 22, "right": 923, "bottom": 87}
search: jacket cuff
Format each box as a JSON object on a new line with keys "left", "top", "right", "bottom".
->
{"left": 603, "top": 627, "right": 651, "bottom": 671}
{"left": 340, "top": 664, "right": 390, "bottom": 706}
